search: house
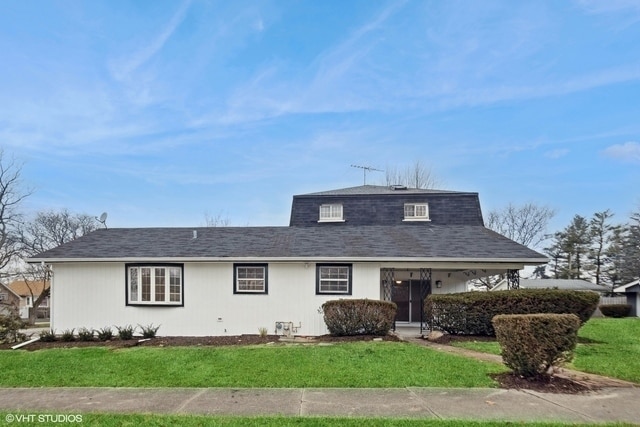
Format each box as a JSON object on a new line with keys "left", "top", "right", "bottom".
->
{"left": 0, "top": 280, "right": 50, "bottom": 320}
{"left": 491, "top": 278, "right": 609, "bottom": 293}
{"left": 613, "top": 279, "right": 640, "bottom": 317}
{"left": 0, "top": 283, "right": 21, "bottom": 317}
{"left": 28, "top": 185, "right": 548, "bottom": 336}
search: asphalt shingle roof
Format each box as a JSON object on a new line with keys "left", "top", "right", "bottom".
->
{"left": 30, "top": 225, "right": 547, "bottom": 262}
{"left": 300, "top": 185, "right": 467, "bottom": 196}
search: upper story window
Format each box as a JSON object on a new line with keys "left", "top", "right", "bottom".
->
{"left": 127, "top": 264, "right": 183, "bottom": 306}
{"left": 404, "top": 203, "right": 430, "bottom": 221}
{"left": 0, "top": 292, "right": 6, "bottom": 301}
{"left": 234, "top": 264, "right": 268, "bottom": 294}
{"left": 319, "top": 204, "right": 344, "bottom": 222}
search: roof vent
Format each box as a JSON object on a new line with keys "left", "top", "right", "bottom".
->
{"left": 390, "top": 185, "right": 407, "bottom": 191}
{"left": 193, "top": 230, "right": 198, "bottom": 239}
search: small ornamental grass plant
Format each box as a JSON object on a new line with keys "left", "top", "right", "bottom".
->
{"left": 322, "top": 299, "right": 397, "bottom": 336}
{"left": 139, "top": 323, "right": 161, "bottom": 338}
{"left": 39, "top": 329, "right": 57, "bottom": 342}
{"left": 77, "top": 327, "right": 95, "bottom": 341}
{"left": 96, "top": 326, "right": 114, "bottom": 341}
{"left": 492, "top": 313, "right": 580, "bottom": 378}
{"left": 60, "top": 328, "right": 75, "bottom": 342}
{"left": 116, "top": 325, "right": 135, "bottom": 340}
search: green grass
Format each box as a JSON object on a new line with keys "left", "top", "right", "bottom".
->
{"left": 450, "top": 318, "right": 640, "bottom": 384}
{"left": 1, "top": 413, "right": 635, "bottom": 427}
{"left": 1, "top": 341, "right": 505, "bottom": 388}
{"left": 571, "top": 317, "right": 640, "bottom": 383}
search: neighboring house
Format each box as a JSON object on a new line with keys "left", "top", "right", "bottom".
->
{"left": 491, "top": 278, "right": 609, "bottom": 293}
{"left": 613, "top": 279, "right": 640, "bottom": 317}
{"left": 0, "top": 283, "right": 22, "bottom": 317}
{"left": 3, "top": 280, "right": 50, "bottom": 320}
{"left": 28, "top": 185, "right": 548, "bottom": 336}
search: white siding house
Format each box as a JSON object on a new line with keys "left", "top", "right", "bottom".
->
{"left": 30, "top": 185, "right": 548, "bottom": 336}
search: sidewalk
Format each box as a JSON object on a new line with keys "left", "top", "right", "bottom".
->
{"left": 0, "top": 386, "right": 639, "bottom": 423}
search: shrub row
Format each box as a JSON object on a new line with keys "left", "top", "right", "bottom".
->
{"left": 599, "top": 304, "right": 631, "bottom": 318}
{"left": 425, "top": 289, "right": 599, "bottom": 336}
{"left": 39, "top": 323, "right": 160, "bottom": 342}
{"left": 493, "top": 313, "right": 580, "bottom": 377}
{"left": 322, "top": 299, "right": 397, "bottom": 336}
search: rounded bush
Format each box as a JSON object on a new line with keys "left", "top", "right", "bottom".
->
{"left": 322, "top": 299, "right": 397, "bottom": 336}
{"left": 492, "top": 313, "right": 580, "bottom": 377}
{"left": 599, "top": 304, "right": 631, "bottom": 318}
{"left": 425, "top": 289, "right": 599, "bottom": 336}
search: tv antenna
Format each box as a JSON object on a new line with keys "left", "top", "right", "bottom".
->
{"left": 96, "top": 212, "right": 108, "bottom": 229}
{"left": 350, "top": 164, "right": 383, "bottom": 185}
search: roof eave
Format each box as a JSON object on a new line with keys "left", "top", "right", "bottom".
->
{"left": 29, "top": 256, "right": 549, "bottom": 265}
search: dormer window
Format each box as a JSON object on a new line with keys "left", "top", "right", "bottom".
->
{"left": 404, "top": 203, "right": 430, "bottom": 221}
{"left": 319, "top": 204, "right": 344, "bottom": 222}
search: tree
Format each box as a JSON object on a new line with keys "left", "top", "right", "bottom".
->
{"left": 546, "top": 215, "right": 591, "bottom": 279}
{"left": 0, "top": 150, "right": 30, "bottom": 282}
{"left": 587, "top": 210, "right": 617, "bottom": 286}
{"left": 486, "top": 203, "right": 556, "bottom": 249}
{"left": 382, "top": 160, "right": 440, "bottom": 189}
{"left": 18, "top": 209, "right": 99, "bottom": 324}
{"left": 203, "top": 211, "right": 230, "bottom": 227}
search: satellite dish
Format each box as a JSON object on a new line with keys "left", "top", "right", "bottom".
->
{"left": 96, "top": 212, "right": 108, "bottom": 229}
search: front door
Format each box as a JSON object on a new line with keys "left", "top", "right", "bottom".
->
{"left": 393, "top": 280, "right": 422, "bottom": 322}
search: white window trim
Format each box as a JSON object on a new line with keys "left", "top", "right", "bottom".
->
{"left": 318, "top": 204, "right": 345, "bottom": 223}
{"left": 0, "top": 292, "right": 6, "bottom": 301}
{"left": 403, "top": 203, "right": 430, "bottom": 221}
{"left": 234, "top": 264, "right": 268, "bottom": 294}
{"left": 127, "top": 264, "right": 183, "bottom": 306}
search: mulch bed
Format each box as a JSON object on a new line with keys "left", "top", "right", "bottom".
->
{"left": 0, "top": 333, "right": 400, "bottom": 351}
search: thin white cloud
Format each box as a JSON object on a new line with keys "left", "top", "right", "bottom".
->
{"left": 110, "top": 0, "right": 191, "bottom": 81}
{"left": 545, "top": 149, "right": 570, "bottom": 159}
{"left": 602, "top": 141, "right": 640, "bottom": 163}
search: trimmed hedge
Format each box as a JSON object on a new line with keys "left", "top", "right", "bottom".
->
{"left": 599, "top": 304, "right": 631, "bottom": 318}
{"left": 322, "top": 299, "right": 397, "bottom": 336}
{"left": 425, "top": 289, "right": 599, "bottom": 336}
{"left": 492, "top": 313, "right": 580, "bottom": 377}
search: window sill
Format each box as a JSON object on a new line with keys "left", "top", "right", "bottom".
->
{"left": 402, "top": 218, "right": 431, "bottom": 222}
{"left": 318, "top": 219, "right": 346, "bottom": 223}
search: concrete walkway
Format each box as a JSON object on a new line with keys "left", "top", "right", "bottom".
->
{"left": 0, "top": 386, "right": 639, "bottom": 423}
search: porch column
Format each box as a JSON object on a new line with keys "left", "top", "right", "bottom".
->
{"left": 381, "top": 268, "right": 395, "bottom": 331}
{"left": 507, "top": 269, "right": 520, "bottom": 290}
{"left": 419, "top": 268, "right": 432, "bottom": 334}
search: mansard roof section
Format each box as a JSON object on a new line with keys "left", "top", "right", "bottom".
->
{"left": 290, "top": 185, "right": 484, "bottom": 226}
{"left": 299, "top": 185, "right": 468, "bottom": 196}
{"left": 29, "top": 225, "right": 547, "bottom": 263}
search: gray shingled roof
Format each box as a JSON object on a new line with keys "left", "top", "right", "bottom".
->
{"left": 29, "top": 225, "right": 547, "bottom": 262}
{"left": 299, "top": 185, "right": 467, "bottom": 196}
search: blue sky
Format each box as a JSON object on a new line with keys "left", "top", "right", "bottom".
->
{"left": 1, "top": 0, "right": 639, "bottom": 234}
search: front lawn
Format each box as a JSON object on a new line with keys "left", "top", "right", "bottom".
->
{"left": 1, "top": 341, "right": 505, "bottom": 388}
{"left": 450, "top": 318, "right": 640, "bottom": 383}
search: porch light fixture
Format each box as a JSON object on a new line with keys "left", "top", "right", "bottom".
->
{"left": 395, "top": 280, "right": 402, "bottom": 284}
{"left": 435, "top": 280, "right": 442, "bottom": 288}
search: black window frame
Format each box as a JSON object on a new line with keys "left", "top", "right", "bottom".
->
{"left": 233, "top": 263, "right": 269, "bottom": 295}
{"left": 316, "top": 263, "right": 353, "bottom": 295}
